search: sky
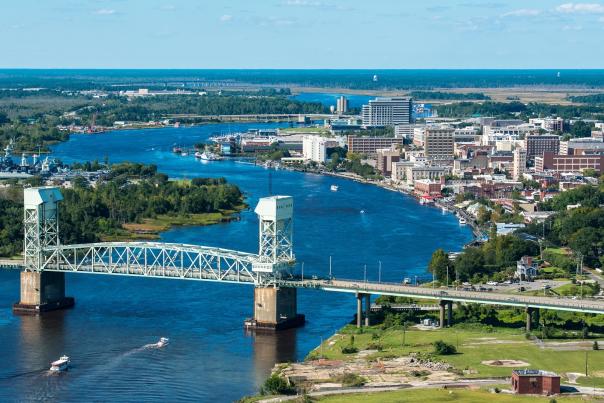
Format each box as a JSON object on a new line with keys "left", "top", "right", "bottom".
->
{"left": 1, "top": 0, "right": 604, "bottom": 69}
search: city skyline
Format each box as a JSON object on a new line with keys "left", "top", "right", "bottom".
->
{"left": 2, "top": 0, "right": 604, "bottom": 69}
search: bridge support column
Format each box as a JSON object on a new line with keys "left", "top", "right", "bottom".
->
{"left": 13, "top": 271, "right": 74, "bottom": 315}
{"left": 447, "top": 301, "right": 453, "bottom": 327}
{"left": 439, "top": 300, "right": 446, "bottom": 328}
{"left": 365, "top": 294, "right": 371, "bottom": 327}
{"left": 526, "top": 307, "right": 534, "bottom": 333}
{"left": 247, "top": 286, "right": 304, "bottom": 331}
{"left": 356, "top": 293, "right": 363, "bottom": 328}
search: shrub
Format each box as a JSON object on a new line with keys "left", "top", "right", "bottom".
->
{"left": 260, "top": 374, "right": 296, "bottom": 395}
{"left": 433, "top": 340, "right": 457, "bottom": 355}
{"left": 341, "top": 346, "right": 359, "bottom": 354}
{"left": 366, "top": 342, "right": 383, "bottom": 351}
{"left": 335, "top": 373, "right": 366, "bottom": 387}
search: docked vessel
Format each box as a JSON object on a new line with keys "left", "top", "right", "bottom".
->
{"left": 199, "top": 152, "right": 221, "bottom": 161}
{"left": 49, "top": 355, "right": 70, "bottom": 372}
{"left": 157, "top": 337, "right": 169, "bottom": 348}
{"left": 459, "top": 217, "right": 467, "bottom": 225}
{"left": 330, "top": 185, "right": 339, "bottom": 192}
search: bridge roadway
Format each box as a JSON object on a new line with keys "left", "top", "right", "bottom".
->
{"left": 4, "top": 254, "right": 604, "bottom": 315}
{"left": 283, "top": 278, "right": 604, "bottom": 315}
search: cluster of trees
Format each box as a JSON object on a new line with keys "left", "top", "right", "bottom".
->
{"left": 567, "top": 93, "right": 604, "bottom": 104}
{"left": 436, "top": 101, "right": 604, "bottom": 120}
{"left": 0, "top": 122, "right": 69, "bottom": 152}
{"left": 522, "top": 185, "right": 604, "bottom": 267}
{"left": 428, "top": 234, "right": 539, "bottom": 283}
{"left": 409, "top": 91, "right": 491, "bottom": 100}
{"left": 341, "top": 152, "right": 379, "bottom": 179}
{"left": 0, "top": 163, "right": 244, "bottom": 255}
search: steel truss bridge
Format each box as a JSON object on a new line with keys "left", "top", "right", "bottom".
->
{"left": 38, "top": 242, "right": 264, "bottom": 285}
{"left": 3, "top": 186, "right": 604, "bottom": 317}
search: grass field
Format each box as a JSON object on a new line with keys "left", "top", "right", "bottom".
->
{"left": 317, "top": 387, "right": 599, "bottom": 402}
{"left": 308, "top": 325, "right": 604, "bottom": 388}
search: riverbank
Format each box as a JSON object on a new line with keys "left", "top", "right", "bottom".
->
{"left": 245, "top": 323, "right": 604, "bottom": 402}
{"left": 109, "top": 206, "right": 246, "bottom": 241}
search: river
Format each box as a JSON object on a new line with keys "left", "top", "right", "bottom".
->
{"left": 0, "top": 122, "right": 473, "bottom": 402}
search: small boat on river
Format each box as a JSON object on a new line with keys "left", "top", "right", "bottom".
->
{"left": 50, "top": 355, "right": 70, "bottom": 372}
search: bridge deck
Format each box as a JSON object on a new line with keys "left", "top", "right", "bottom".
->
{"left": 287, "top": 279, "right": 604, "bottom": 315}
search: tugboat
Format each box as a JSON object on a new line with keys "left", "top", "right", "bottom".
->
{"left": 156, "top": 337, "right": 170, "bottom": 348}
{"left": 49, "top": 355, "right": 70, "bottom": 372}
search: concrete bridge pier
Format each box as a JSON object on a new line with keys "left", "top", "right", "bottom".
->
{"left": 13, "top": 271, "right": 74, "bottom": 315}
{"left": 356, "top": 293, "right": 371, "bottom": 328}
{"left": 526, "top": 307, "right": 535, "bottom": 333}
{"left": 248, "top": 286, "right": 305, "bottom": 331}
{"left": 439, "top": 300, "right": 453, "bottom": 328}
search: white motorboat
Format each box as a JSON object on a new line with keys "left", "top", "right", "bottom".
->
{"left": 157, "top": 337, "right": 170, "bottom": 348}
{"left": 330, "top": 185, "right": 339, "bottom": 192}
{"left": 459, "top": 217, "right": 467, "bottom": 225}
{"left": 199, "top": 152, "right": 221, "bottom": 161}
{"left": 50, "top": 355, "right": 70, "bottom": 372}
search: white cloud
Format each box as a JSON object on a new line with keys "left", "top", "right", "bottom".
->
{"left": 501, "top": 9, "right": 542, "bottom": 17}
{"left": 220, "top": 14, "right": 233, "bottom": 22}
{"left": 95, "top": 8, "right": 116, "bottom": 15}
{"left": 555, "top": 3, "right": 604, "bottom": 13}
{"left": 160, "top": 5, "right": 176, "bottom": 11}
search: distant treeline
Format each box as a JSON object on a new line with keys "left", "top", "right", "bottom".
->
{"left": 567, "top": 93, "right": 604, "bottom": 104}
{"left": 85, "top": 95, "right": 327, "bottom": 126}
{"left": 3, "top": 69, "right": 604, "bottom": 90}
{"left": 0, "top": 163, "right": 244, "bottom": 256}
{"left": 409, "top": 91, "right": 491, "bottom": 100}
{"left": 436, "top": 101, "right": 604, "bottom": 120}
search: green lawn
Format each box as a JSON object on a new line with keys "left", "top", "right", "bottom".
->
{"left": 317, "top": 387, "right": 597, "bottom": 403}
{"left": 308, "top": 325, "right": 604, "bottom": 385}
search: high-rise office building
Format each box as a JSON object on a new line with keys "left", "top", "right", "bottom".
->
{"left": 336, "top": 96, "right": 348, "bottom": 114}
{"left": 424, "top": 126, "right": 454, "bottom": 161}
{"left": 524, "top": 134, "right": 560, "bottom": 161}
{"left": 361, "top": 97, "right": 412, "bottom": 127}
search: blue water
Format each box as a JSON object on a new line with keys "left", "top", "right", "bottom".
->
{"left": 290, "top": 92, "right": 373, "bottom": 109}
{"left": 0, "top": 123, "right": 473, "bottom": 402}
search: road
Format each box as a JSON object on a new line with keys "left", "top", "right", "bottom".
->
{"left": 288, "top": 278, "right": 604, "bottom": 315}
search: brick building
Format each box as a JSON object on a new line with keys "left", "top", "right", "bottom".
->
{"left": 512, "top": 370, "right": 560, "bottom": 395}
{"left": 347, "top": 136, "right": 403, "bottom": 156}
{"left": 535, "top": 152, "right": 604, "bottom": 174}
{"left": 524, "top": 134, "right": 560, "bottom": 161}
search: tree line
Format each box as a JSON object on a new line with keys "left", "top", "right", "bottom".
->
{"left": 0, "top": 163, "right": 244, "bottom": 256}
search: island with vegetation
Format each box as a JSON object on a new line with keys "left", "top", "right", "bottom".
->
{"left": 0, "top": 162, "right": 245, "bottom": 258}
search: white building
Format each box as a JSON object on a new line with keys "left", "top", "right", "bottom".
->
{"left": 529, "top": 117, "right": 564, "bottom": 132}
{"left": 361, "top": 97, "right": 412, "bottom": 127}
{"left": 512, "top": 148, "right": 527, "bottom": 181}
{"left": 394, "top": 123, "right": 416, "bottom": 139}
{"left": 336, "top": 96, "right": 348, "bottom": 114}
{"left": 302, "top": 136, "right": 338, "bottom": 163}
{"left": 482, "top": 124, "right": 538, "bottom": 146}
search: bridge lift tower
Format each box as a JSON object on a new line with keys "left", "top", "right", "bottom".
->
{"left": 14, "top": 187, "right": 74, "bottom": 314}
{"left": 249, "top": 195, "right": 304, "bottom": 330}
